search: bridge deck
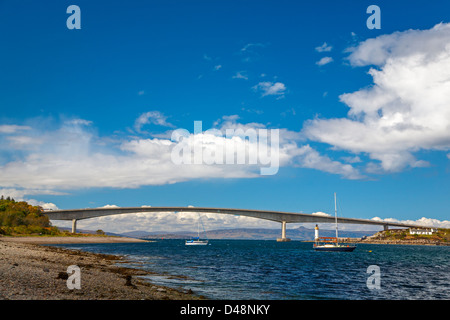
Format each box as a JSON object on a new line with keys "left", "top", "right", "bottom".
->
{"left": 44, "top": 206, "right": 424, "bottom": 229}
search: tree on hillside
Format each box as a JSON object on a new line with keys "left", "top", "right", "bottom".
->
{"left": 0, "top": 197, "right": 58, "bottom": 235}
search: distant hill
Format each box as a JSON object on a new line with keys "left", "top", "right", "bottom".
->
{"left": 121, "top": 226, "right": 376, "bottom": 241}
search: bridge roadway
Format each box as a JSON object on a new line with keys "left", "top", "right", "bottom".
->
{"left": 44, "top": 206, "right": 426, "bottom": 241}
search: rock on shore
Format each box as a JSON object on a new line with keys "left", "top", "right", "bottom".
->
{"left": 0, "top": 238, "right": 203, "bottom": 300}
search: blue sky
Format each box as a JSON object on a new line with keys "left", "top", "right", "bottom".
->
{"left": 1, "top": 0, "right": 449, "bottom": 232}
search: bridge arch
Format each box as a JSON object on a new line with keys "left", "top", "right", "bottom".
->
{"left": 44, "top": 206, "right": 425, "bottom": 241}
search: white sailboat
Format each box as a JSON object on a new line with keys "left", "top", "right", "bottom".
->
{"left": 313, "top": 193, "right": 356, "bottom": 252}
{"left": 185, "top": 213, "right": 209, "bottom": 246}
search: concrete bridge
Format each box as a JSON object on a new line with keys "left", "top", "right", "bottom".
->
{"left": 44, "top": 206, "right": 426, "bottom": 241}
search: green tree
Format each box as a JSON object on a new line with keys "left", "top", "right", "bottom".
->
{"left": 0, "top": 198, "right": 57, "bottom": 235}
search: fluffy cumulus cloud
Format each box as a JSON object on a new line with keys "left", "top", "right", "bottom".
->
{"left": 304, "top": 23, "right": 450, "bottom": 172}
{"left": 0, "top": 113, "right": 361, "bottom": 200}
{"left": 315, "top": 42, "right": 333, "bottom": 52}
{"left": 316, "top": 56, "right": 333, "bottom": 66}
{"left": 0, "top": 127, "right": 252, "bottom": 190}
{"left": 134, "top": 111, "right": 175, "bottom": 132}
{"left": 253, "top": 81, "right": 287, "bottom": 97}
{"left": 232, "top": 71, "right": 248, "bottom": 80}
{"left": 290, "top": 145, "right": 364, "bottom": 179}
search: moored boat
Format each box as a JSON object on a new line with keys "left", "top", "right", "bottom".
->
{"left": 185, "top": 237, "right": 209, "bottom": 245}
{"left": 185, "top": 213, "right": 209, "bottom": 246}
{"left": 313, "top": 237, "right": 356, "bottom": 252}
{"left": 313, "top": 193, "right": 356, "bottom": 252}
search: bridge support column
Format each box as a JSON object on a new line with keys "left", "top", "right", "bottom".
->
{"left": 384, "top": 225, "right": 389, "bottom": 231}
{"left": 277, "top": 221, "right": 291, "bottom": 242}
{"left": 71, "top": 219, "right": 77, "bottom": 234}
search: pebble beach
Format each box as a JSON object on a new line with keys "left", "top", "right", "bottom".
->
{"left": 0, "top": 236, "right": 203, "bottom": 300}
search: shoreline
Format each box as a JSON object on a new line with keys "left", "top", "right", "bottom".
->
{"left": 303, "top": 239, "right": 449, "bottom": 246}
{"left": 0, "top": 236, "right": 204, "bottom": 300}
{"left": 0, "top": 235, "right": 151, "bottom": 245}
{"left": 354, "top": 240, "right": 450, "bottom": 246}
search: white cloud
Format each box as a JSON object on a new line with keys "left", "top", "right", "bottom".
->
{"left": 0, "top": 115, "right": 364, "bottom": 196}
{"left": 232, "top": 71, "right": 248, "bottom": 80}
{"left": 315, "top": 42, "right": 333, "bottom": 52}
{"left": 214, "top": 64, "right": 222, "bottom": 71}
{"left": 371, "top": 216, "right": 450, "bottom": 229}
{"left": 67, "top": 119, "right": 92, "bottom": 126}
{"left": 312, "top": 212, "right": 331, "bottom": 217}
{"left": 304, "top": 23, "right": 450, "bottom": 172}
{"left": 290, "top": 145, "right": 365, "bottom": 180}
{"left": 253, "top": 81, "right": 286, "bottom": 97}
{"left": 6, "top": 135, "right": 44, "bottom": 149}
{"left": 300, "top": 216, "right": 450, "bottom": 232}
{"left": 341, "top": 156, "right": 362, "bottom": 164}
{"left": 0, "top": 188, "right": 66, "bottom": 198}
{"left": 239, "top": 43, "right": 267, "bottom": 62}
{"left": 31, "top": 200, "right": 59, "bottom": 211}
{"left": 0, "top": 118, "right": 262, "bottom": 191}
{"left": 240, "top": 43, "right": 265, "bottom": 53}
{"left": 134, "top": 111, "right": 175, "bottom": 132}
{"left": 0, "top": 125, "right": 31, "bottom": 134}
{"left": 345, "top": 23, "right": 450, "bottom": 67}
{"left": 101, "top": 204, "right": 120, "bottom": 208}
{"left": 0, "top": 188, "right": 59, "bottom": 211}
{"left": 316, "top": 56, "right": 333, "bottom": 66}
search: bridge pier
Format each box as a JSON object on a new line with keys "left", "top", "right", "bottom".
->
{"left": 72, "top": 219, "right": 77, "bottom": 234}
{"left": 277, "top": 221, "right": 291, "bottom": 242}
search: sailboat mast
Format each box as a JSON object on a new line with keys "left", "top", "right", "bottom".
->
{"left": 197, "top": 217, "right": 200, "bottom": 238}
{"left": 334, "top": 192, "right": 339, "bottom": 240}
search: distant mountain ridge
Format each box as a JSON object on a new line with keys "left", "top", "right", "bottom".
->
{"left": 121, "top": 226, "right": 376, "bottom": 240}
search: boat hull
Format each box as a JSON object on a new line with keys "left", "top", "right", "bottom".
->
{"left": 185, "top": 240, "right": 209, "bottom": 245}
{"left": 313, "top": 245, "right": 356, "bottom": 252}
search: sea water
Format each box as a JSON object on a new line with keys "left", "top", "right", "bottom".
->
{"left": 55, "top": 240, "right": 450, "bottom": 300}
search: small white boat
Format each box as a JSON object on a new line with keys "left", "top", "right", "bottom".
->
{"left": 185, "top": 213, "right": 209, "bottom": 246}
{"left": 185, "top": 237, "right": 208, "bottom": 245}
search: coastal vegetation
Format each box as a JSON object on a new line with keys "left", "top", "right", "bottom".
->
{"left": 366, "top": 228, "right": 450, "bottom": 245}
{"left": 0, "top": 196, "right": 60, "bottom": 236}
{"left": 0, "top": 197, "right": 111, "bottom": 238}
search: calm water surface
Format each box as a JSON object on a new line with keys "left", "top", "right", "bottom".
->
{"left": 55, "top": 240, "right": 450, "bottom": 300}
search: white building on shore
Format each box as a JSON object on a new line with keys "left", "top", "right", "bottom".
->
{"left": 409, "top": 228, "right": 438, "bottom": 235}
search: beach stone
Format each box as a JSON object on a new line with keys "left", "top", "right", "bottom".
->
{"left": 56, "top": 271, "right": 68, "bottom": 280}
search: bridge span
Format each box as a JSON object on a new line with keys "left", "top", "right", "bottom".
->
{"left": 44, "top": 207, "right": 426, "bottom": 241}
